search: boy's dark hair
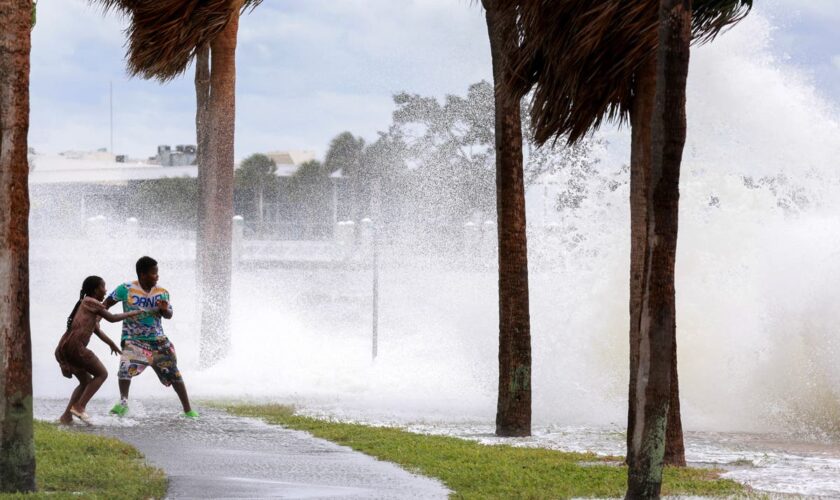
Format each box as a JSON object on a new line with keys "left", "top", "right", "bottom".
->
{"left": 136, "top": 256, "right": 158, "bottom": 278}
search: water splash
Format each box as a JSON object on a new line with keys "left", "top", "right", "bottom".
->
{"left": 29, "top": 14, "right": 840, "bottom": 496}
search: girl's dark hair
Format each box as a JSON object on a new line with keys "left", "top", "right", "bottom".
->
{"left": 66, "top": 276, "right": 104, "bottom": 331}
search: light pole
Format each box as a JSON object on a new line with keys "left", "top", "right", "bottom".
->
{"left": 371, "top": 178, "right": 382, "bottom": 360}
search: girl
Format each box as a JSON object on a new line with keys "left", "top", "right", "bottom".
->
{"left": 55, "top": 276, "right": 142, "bottom": 424}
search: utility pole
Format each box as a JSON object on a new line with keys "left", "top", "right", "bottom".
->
{"left": 109, "top": 81, "right": 114, "bottom": 154}
{"left": 371, "top": 178, "right": 382, "bottom": 360}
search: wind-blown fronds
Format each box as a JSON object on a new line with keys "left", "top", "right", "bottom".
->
{"left": 692, "top": 0, "right": 752, "bottom": 44}
{"left": 241, "top": 0, "right": 263, "bottom": 14}
{"left": 91, "top": 0, "right": 261, "bottom": 81}
{"left": 506, "top": 0, "right": 752, "bottom": 145}
{"left": 508, "top": 1, "right": 658, "bottom": 145}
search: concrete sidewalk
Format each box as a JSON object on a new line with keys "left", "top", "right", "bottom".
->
{"left": 36, "top": 399, "right": 449, "bottom": 499}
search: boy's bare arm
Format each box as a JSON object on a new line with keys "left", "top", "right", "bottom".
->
{"left": 158, "top": 300, "right": 173, "bottom": 320}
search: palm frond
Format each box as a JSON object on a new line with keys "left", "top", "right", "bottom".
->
{"left": 90, "top": 0, "right": 255, "bottom": 82}
{"left": 692, "top": 0, "right": 752, "bottom": 44}
{"left": 506, "top": 0, "right": 752, "bottom": 145}
{"left": 242, "top": 0, "right": 263, "bottom": 14}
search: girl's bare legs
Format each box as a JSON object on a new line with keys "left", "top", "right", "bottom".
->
{"left": 72, "top": 357, "right": 108, "bottom": 413}
{"left": 60, "top": 371, "right": 91, "bottom": 423}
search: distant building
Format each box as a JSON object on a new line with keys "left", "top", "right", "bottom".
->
{"left": 156, "top": 144, "right": 197, "bottom": 166}
{"left": 29, "top": 148, "right": 344, "bottom": 241}
{"left": 29, "top": 150, "right": 199, "bottom": 238}
{"left": 29, "top": 153, "right": 197, "bottom": 185}
{"left": 55, "top": 148, "right": 115, "bottom": 162}
{"left": 266, "top": 150, "right": 316, "bottom": 175}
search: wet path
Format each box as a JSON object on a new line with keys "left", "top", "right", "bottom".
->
{"left": 36, "top": 399, "right": 449, "bottom": 499}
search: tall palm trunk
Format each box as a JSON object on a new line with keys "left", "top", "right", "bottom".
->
{"left": 627, "top": 55, "right": 655, "bottom": 470}
{"left": 664, "top": 340, "right": 685, "bottom": 466}
{"left": 626, "top": 0, "right": 691, "bottom": 497}
{"left": 0, "top": 0, "right": 35, "bottom": 492}
{"left": 484, "top": 0, "right": 532, "bottom": 437}
{"left": 195, "top": 41, "right": 210, "bottom": 280}
{"left": 627, "top": 56, "right": 686, "bottom": 469}
{"left": 195, "top": 43, "right": 210, "bottom": 188}
{"left": 198, "top": 4, "right": 241, "bottom": 364}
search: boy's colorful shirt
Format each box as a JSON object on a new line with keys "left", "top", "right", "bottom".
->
{"left": 108, "top": 281, "right": 171, "bottom": 343}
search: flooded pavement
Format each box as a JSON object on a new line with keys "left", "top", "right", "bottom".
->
{"left": 414, "top": 424, "right": 840, "bottom": 497}
{"left": 35, "top": 399, "right": 449, "bottom": 499}
{"left": 34, "top": 397, "right": 840, "bottom": 497}
{"left": 289, "top": 405, "right": 840, "bottom": 498}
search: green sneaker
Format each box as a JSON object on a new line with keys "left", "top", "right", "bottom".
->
{"left": 109, "top": 403, "right": 128, "bottom": 417}
{"left": 183, "top": 410, "right": 199, "bottom": 419}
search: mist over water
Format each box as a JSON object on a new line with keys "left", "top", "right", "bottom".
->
{"left": 31, "top": 11, "right": 840, "bottom": 452}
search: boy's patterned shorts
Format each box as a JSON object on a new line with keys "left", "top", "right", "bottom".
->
{"left": 117, "top": 340, "right": 183, "bottom": 386}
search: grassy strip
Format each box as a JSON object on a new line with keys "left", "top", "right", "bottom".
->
{"left": 220, "top": 403, "right": 745, "bottom": 499}
{"left": 0, "top": 421, "right": 167, "bottom": 500}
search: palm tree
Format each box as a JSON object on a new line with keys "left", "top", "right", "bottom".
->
{"left": 324, "top": 131, "right": 365, "bottom": 221}
{"left": 95, "top": 0, "right": 262, "bottom": 364}
{"left": 195, "top": 0, "right": 243, "bottom": 364}
{"left": 505, "top": 0, "right": 751, "bottom": 493}
{"left": 236, "top": 153, "right": 278, "bottom": 224}
{"left": 482, "top": 0, "right": 532, "bottom": 437}
{"left": 629, "top": 1, "right": 753, "bottom": 470}
{"left": 0, "top": 0, "right": 35, "bottom": 492}
{"left": 625, "top": 1, "right": 692, "bottom": 494}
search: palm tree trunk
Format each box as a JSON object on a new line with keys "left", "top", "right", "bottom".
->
{"left": 664, "top": 351, "right": 685, "bottom": 466}
{"left": 195, "top": 41, "right": 210, "bottom": 281}
{"left": 198, "top": 4, "right": 241, "bottom": 365}
{"left": 484, "top": 0, "right": 532, "bottom": 437}
{"left": 627, "top": 54, "right": 655, "bottom": 470}
{"left": 0, "top": 0, "right": 36, "bottom": 492}
{"left": 627, "top": 55, "right": 686, "bottom": 469}
{"left": 626, "top": 0, "right": 691, "bottom": 497}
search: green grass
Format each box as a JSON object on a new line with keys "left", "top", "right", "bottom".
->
{"left": 220, "top": 403, "right": 746, "bottom": 499}
{"left": 0, "top": 421, "right": 167, "bottom": 500}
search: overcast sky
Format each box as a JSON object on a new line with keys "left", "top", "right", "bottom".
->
{"left": 29, "top": 0, "right": 840, "bottom": 161}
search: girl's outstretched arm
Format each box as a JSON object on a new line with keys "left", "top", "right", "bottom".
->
{"left": 93, "top": 326, "right": 121, "bottom": 355}
{"left": 98, "top": 308, "right": 143, "bottom": 323}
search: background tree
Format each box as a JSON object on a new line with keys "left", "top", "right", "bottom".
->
{"left": 392, "top": 83, "right": 496, "bottom": 225}
{"left": 482, "top": 0, "right": 532, "bottom": 437}
{"left": 133, "top": 177, "right": 200, "bottom": 231}
{"left": 328, "top": 82, "right": 600, "bottom": 246}
{"left": 325, "top": 132, "right": 365, "bottom": 175}
{"left": 324, "top": 132, "right": 366, "bottom": 221}
{"left": 360, "top": 131, "right": 409, "bottom": 232}
{"left": 0, "top": 0, "right": 36, "bottom": 492}
{"left": 236, "top": 153, "right": 277, "bottom": 224}
{"left": 506, "top": 0, "right": 752, "bottom": 492}
{"left": 288, "top": 160, "right": 333, "bottom": 233}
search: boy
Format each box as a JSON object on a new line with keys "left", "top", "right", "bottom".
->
{"left": 105, "top": 256, "right": 198, "bottom": 418}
